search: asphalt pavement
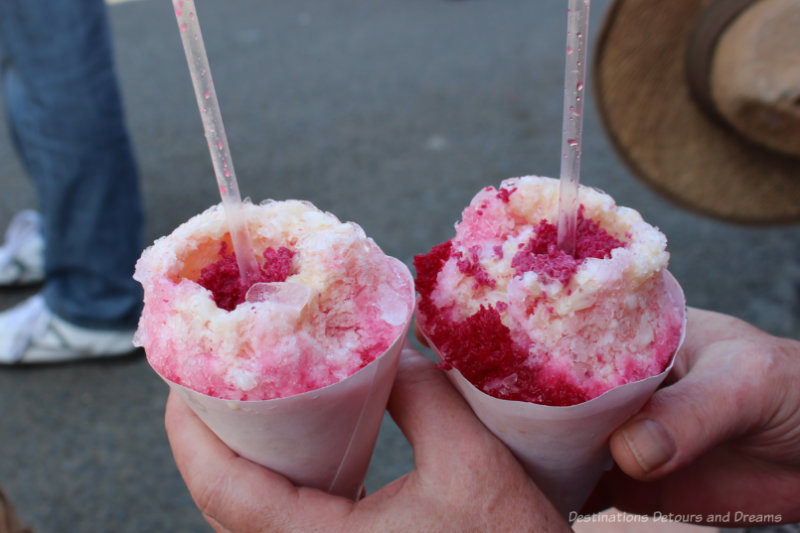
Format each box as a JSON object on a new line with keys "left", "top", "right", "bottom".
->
{"left": 1, "top": 1, "right": 799, "bottom": 532}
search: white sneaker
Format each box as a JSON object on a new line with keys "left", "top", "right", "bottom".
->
{"left": 0, "top": 210, "right": 45, "bottom": 286}
{"left": 0, "top": 295, "right": 138, "bottom": 364}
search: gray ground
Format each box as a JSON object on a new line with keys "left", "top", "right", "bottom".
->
{"left": 0, "top": 1, "right": 798, "bottom": 532}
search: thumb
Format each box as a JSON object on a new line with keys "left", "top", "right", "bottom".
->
{"left": 609, "top": 339, "right": 761, "bottom": 481}
{"left": 387, "top": 344, "right": 480, "bottom": 453}
{"left": 387, "top": 343, "right": 508, "bottom": 474}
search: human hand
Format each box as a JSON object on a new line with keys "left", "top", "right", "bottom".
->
{"left": 588, "top": 307, "right": 800, "bottom": 525}
{"left": 165, "top": 343, "right": 571, "bottom": 533}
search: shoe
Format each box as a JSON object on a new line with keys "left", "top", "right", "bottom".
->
{"left": 0, "top": 295, "right": 138, "bottom": 364}
{"left": 0, "top": 210, "right": 45, "bottom": 286}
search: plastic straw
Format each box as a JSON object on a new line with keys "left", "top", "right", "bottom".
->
{"left": 557, "top": 0, "right": 590, "bottom": 256}
{"left": 172, "top": 0, "right": 260, "bottom": 284}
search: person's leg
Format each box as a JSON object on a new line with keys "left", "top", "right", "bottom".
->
{"left": 0, "top": 486, "right": 33, "bottom": 533}
{"left": 0, "top": 0, "right": 143, "bottom": 330}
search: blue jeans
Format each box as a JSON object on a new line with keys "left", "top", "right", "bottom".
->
{"left": 0, "top": 0, "right": 144, "bottom": 330}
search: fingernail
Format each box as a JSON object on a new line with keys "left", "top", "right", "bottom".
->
{"left": 621, "top": 419, "right": 676, "bottom": 473}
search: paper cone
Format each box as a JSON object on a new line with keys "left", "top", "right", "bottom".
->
{"left": 154, "top": 258, "right": 415, "bottom": 501}
{"left": 424, "top": 270, "right": 686, "bottom": 517}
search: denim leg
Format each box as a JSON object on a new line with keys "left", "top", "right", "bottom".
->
{"left": 0, "top": 0, "right": 144, "bottom": 329}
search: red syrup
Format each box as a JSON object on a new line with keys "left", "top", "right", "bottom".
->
{"left": 197, "top": 242, "right": 296, "bottom": 311}
{"left": 413, "top": 208, "right": 625, "bottom": 405}
{"left": 511, "top": 209, "right": 625, "bottom": 284}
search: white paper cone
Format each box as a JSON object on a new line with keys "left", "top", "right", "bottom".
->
{"left": 155, "top": 259, "right": 415, "bottom": 501}
{"left": 425, "top": 270, "right": 686, "bottom": 517}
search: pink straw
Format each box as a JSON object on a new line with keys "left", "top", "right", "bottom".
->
{"left": 557, "top": 0, "right": 591, "bottom": 256}
{"left": 172, "top": 0, "right": 260, "bottom": 284}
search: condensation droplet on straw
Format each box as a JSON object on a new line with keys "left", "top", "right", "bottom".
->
{"left": 558, "top": 0, "right": 590, "bottom": 257}
{"left": 173, "top": 0, "right": 260, "bottom": 284}
{"left": 180, "top": 23, "right": 188, "bottom": 32}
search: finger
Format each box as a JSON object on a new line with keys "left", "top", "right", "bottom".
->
{"left": 165, "top": 390, "right": 239, "bottom": 477}
{"left": 676, "top": 308, "right": 758, "bottom": 371}
{"left": 412, "top": 321, "right": 430, "bottom": 347}
{"left": 609, "top": 338, "right": 763, "bottom": 481}
{"left": 582, "top": 464, "right": 662, "bottom": 516}
{"left": 386, "top": 344, "right": 494, "bottom": 470}
{"left": 165, "top": 391, "right": 351, "bottom": 532}
{"left": 383, "top": 346, "right": 569, "bottom": 531}
{"left": 164, "top": 391, "right": 293, "bottom": 526}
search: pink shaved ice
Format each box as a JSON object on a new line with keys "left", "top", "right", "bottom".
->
{"left": 414, "top": 176, "right": 683, "bottom": 406}
{"left": 134, "top": 200, "right": 413, "bottom": 401}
